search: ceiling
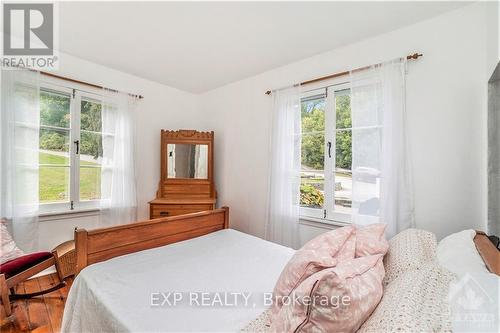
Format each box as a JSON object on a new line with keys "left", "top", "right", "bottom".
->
{"left": 59, "top": 1, "right": 469, "bottom": 93}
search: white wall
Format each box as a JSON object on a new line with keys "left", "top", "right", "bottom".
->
{"left": 200, "top": 2, "right": 499, "bottom": 243}
{"left": 38, "top": 2, "right": 499, "bottom": 251}
{"left": 38, "top": 52, "right": 204, "bottom": 251}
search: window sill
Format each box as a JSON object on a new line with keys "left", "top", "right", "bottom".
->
{"left": 39, "top": 208, "right": 100, "bottom": 222}
{"left": 299, "top": 216, "right": 351, "bottom": 229}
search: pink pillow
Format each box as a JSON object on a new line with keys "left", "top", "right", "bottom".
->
{"left": 355, "top": 223, "right": 389, "bottom": 257}
{"left": 271, "top": 226, "right": 356, "bottom": 315}
{"left": 270, "top": 254, "right": 385, "bottom": 333}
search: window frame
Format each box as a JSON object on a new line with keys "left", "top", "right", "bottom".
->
{"left": 299, "top": 82, "right": 352, "bottom": 224}
{"left": 38, "top": 78, "right": 104, "bottom": 214}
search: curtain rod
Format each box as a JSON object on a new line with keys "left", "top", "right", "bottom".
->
{"left": 264, "top": 52, "right": 423, "bottom": 95}
{"left": 40, "top": 71, "right": 144, "bottom": 99}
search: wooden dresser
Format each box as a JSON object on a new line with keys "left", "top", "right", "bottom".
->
{"left": 149, "top": 129, "right": 216, "bottom": 219}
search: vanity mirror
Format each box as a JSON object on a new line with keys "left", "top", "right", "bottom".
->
{"left": 167, "top": 143, "right": 209, "bottom": 179}
{"left": 149, "top": 130, "right": 216, "bottom": 218}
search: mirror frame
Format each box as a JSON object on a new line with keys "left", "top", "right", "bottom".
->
{"left": 160, "top": 129, "right": 214, "bottom": 187}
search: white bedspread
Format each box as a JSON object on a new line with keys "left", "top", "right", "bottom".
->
{"left": 61, "top": 229, "right": 294, "bottom": 333}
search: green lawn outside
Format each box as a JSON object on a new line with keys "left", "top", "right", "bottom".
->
{"left": 39, "top": 152, "right": 101, "bottom": 203}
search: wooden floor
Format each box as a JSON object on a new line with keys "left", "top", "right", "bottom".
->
{"left": 1, "top": 274, "right": 72, "bottom": 333}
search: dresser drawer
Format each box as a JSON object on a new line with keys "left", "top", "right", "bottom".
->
{"left": 150, "top": 204, "right": 214, "bottom": 218}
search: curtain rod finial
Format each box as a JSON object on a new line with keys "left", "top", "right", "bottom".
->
{"left": 407, "top": 53, "right": 423, "bottom": 60}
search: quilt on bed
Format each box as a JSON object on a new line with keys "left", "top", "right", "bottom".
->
{"left": 61, "top": 229, "right": 294, "bottom": 332}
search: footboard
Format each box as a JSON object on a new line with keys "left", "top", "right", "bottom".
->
{"left": 75, "top": 207, "right": 229, "bottom": 275}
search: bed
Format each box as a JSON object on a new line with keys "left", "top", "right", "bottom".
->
{"left": 63, "top": 208, "right": 499, "bottom": 332}
{"left": 63, "top": 208, "right": 294, "bottom": 332}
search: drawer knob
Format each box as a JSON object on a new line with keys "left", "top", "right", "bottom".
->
{"left": 159, "top": 211, "right": 169, "bottom": 216}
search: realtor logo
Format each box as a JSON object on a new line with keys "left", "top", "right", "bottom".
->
{"left": 3, "top": 3, "right": 53, "bottom": 55}
{"left": 1, "top": 2, "right": 58, "bottom": 69}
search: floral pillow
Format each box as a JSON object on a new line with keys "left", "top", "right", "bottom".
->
{"left": 270, "top": 255, "right": 386, "bottom": 333}
{"left": 271, "top": 226, "right": 356, "bottom": 315}
{"left": 355, "top": 223, "right": 389, "bottom": 257}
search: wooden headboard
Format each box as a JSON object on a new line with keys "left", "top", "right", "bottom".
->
{"left": 75, "top": 207, "right": 229, "bottom": 275}
{"left": 474, "top": 231, "right": 500, "bottom": 276}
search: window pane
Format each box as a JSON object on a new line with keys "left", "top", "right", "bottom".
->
{"left": 352, "top": 128, "right": 381, "bottom": 170}
{"left": 300, "top": 130, "right": 325, "bottom": 210}
{"left": 351, "top": 87, "right": 383, "bottom": 127}
{"left": 39, "top": 166, "right": 69, "bottom": 203}
{"left": 301, "top": 133, "right": 325, "bottom": 171}
{"left": 80, "top": 131, "right": 103, "bottom": 160}
{"left": 40, "top": 90, "right": 70, "bottom": 128}
{"left": 352, "top": 169, "right": 380, "bottom": 217}
{"left": 80, "top": 98, "right": 102, "bottom": 201}
{"left": 334, "top": 170, "right": 352, "bottom": 214}
{"left": 81, "top": 99, "right": 102, "bottom": 132}
{"left": 80, "top": 132, "right": 102, "bottom": 201}
{"left": 39, "top": 128, "right": 70, "bottom": 158}
{"left": 39, "top": 90, "right": 71, "bottom": 205}
{"left": 335, "top": 90, "right": 351, "bottom": 129}
{"left": 80, "top": 166, "right": 101, "bottom": 201}
{"left": 300, "top": 175, "right": 324, "bottom": 209}
{"left": 335, "top": 130, "right": 352, "bottom": 171}
{"left": 301, "top": 97, "right": 325, "bottom": 134}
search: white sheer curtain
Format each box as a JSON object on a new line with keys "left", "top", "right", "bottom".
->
{"left": 0, "top": 69, "right": 40, "bottom": 252}
{"left": 350, "top": 59, "right": 414, "bottom": 238}
{"left": 266, "top": 86, "right": 301, "bottom": 249}
{"left": 100, "top": 89, "right": 137, "bottom": 226}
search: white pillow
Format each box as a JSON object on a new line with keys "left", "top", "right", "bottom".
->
{"left": 0, "top": 221, "right": 24, "bottom": 264}
{"left": 437, "top": 230, "right": 490, "bottom": 278}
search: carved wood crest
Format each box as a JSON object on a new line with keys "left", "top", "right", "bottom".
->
{"left": 162, "top": 129, "right": 212, "bottom": 140}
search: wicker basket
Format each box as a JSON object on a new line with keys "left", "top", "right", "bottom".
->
{"left": 52, "top": 240, "right": 76, "bottom": 280}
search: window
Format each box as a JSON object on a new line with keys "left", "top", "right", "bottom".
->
{"left": 39, "top": 90, "right": 71, "bottom": 204}
{"left": 299, "top": 84, "right": 353, "bottom": 223}
{"left": 39, "top": 82, "right": 103, "bottom": 212}
{"left": 79, "top": 98, "right": 103, "bottom": 201}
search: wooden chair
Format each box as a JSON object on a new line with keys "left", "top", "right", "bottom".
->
{"left": 0, "top": 240, "right": 75, "bottom": 317}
